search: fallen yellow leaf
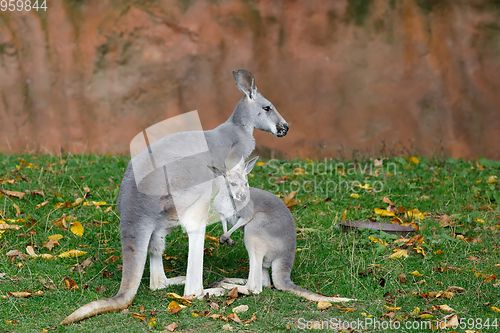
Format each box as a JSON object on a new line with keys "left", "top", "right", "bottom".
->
{"left": 48, "top": 234, "right": 63, "bottom": 241}
{"left": 350, "top": 193, "right": 360, "bottom": 199}
{"left": 406, "top": 208, "right": 425, "bottom": 220}
{"left": 72, "top": 198, "right": 84, "bottom": 207}
{"left": 168, "top": 300, "right": 186, "bottom": 310}
{"left": 335, "top": 305, "right": 357, "bottom": 312}
{"left": 384, "top": 305, "right": 401, "bottom": 311}
{"left": 70, "top": 222, "right": 84, "bottom": 237}
{"left": 491, "top": 306, "right": 500, "bottom": 313}
{"left": 317, "top": 302, "right": 332, "bottom": 310}
{"left": 58, "top": 250, "right": 87, "bottom": 258}
{"left": 131, "top": 312, "right": 147, "bottom": 321}
{"left": 147, "top": 317, "right": 156, "bottom": 327}
{"left": 487, "top": 175, "right": 498, "bottom": 184}
{"left": 374, "top": 208, "right": 395, "bottom": 217}
{"left": 369, "top": 236, "right": 388, "bottom": 246}
{"left": 409, "top": 156, "right": 420, "bottom": 164}
{"left": 418, "top": 313, "right": 433, "bottom": 319}
{"left": 356, "top": 183, "right": 371, "bottom": 190}
{"left": 389, "top": 249, "right": 408, "bottom": 259}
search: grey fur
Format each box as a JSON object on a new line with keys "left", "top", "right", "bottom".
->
{"left": 212, "top": 161, "right": 354, "bottom": 303}
{"left": 61, "top": 70, "right": 288, "bottom": 324}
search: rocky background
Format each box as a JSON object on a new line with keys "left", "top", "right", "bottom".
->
{"left": 1, "top": 0, "right": 499, "bottom": 160}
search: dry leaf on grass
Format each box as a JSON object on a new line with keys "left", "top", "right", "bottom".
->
{"left": 166, "top": 322, "right": 178, "bottom": 332}
{"left": 232, "top": 305, "right": 249, "bottom": 313}
{"left": 334, "top": 305, "right": 357, "bottom": 312}
{"left": 131, "top": 312, "right": 146, "bottom": 321}
{"left": 227, "top": 287, "right": 239, "bottom": 299}
{"left": 227, "top": 313, "right": 243, "bottom": 325}
{"left": 104, "top": 255, "right": 119, "bottom": 264}
{"left": 95, "top": 286, "right": 107, "bottom": 293}
{"left": 222, "top": 323, "right": 233, "bottom": 331}
{"left": 35, "top": 201, "right": 49, "bottom": 209}
{"left": 431, "top": 304, "right": 455, "bottom": 312}
{"left": 42, "top": 239, "right": 60, "bottom": 251}
{"left": 282, "top": 190, "right": 299, "bottom": 209}
{"left": 243, "top": 312, "right": 257, "bottom": 325}
{"left": 7, "top": 291, "right": 43, "bottom": 298}
{"left": 318, "top": 302, "right": 332, "bottom": 310}
{"left": 0, "top": 188, "right": 25, "bottom": 199}
{"left": 63, "top": 277, "right": 79, "bottom": 290}
{"left": 72, "top": 198, "right": 84, "bottom": 207}
{"left": 0, "top": 223, "right": 21, "bottom": 230}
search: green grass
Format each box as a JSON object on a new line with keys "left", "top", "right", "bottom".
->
{"left": 0, "top": 154, "right": 499, "bottom": 332}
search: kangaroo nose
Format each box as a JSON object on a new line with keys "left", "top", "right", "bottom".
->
{"left": 276, "top": 123, "right": 289, "bottom": 137}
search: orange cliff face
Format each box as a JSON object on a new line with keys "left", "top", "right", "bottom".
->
{"left": 0, "top": 0, "right": 499, "bottom": 160}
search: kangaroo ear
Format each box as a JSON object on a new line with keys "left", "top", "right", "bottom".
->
{"left": 208, "top": 165, "right": 226, "bottom": 178}
{"left": 244, "top": 156, "right": 259, "bottom": 174}
{"left": 233, "top": 69, "right": 257, "bottom": 100}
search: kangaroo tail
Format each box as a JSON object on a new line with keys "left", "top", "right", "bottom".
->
{"left": 60, "top": 231, "right": 150, "bottom": 324}
{"left": 271, "top": 259, "right": 353, "bottom": 303}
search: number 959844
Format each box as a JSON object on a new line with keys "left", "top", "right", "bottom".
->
{"left": 1, "top": 0, "right": 47, "bottom": 11}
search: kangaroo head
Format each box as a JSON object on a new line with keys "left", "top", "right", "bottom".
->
{"left": 225, "top": 156, "right": 258, "bottom": 202}
{"left": 209, "top": 156, "right": 258, "bottom": 202}
{"left": 233, "top": 70, "right": 289, "bottom": 137}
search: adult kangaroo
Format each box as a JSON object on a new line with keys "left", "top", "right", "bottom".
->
{"left": 61, "top": 70, "right": 288, "bottom": 324}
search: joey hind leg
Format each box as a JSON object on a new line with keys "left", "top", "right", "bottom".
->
{"left": 245, "top": 236, "right": 264, "bottom": 293}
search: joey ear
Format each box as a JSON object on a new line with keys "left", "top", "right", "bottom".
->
{"left": 244, "top": 156, "right": 259, "bottom": 174}
{"left": 208, "top": 165, "right": 226, "bottom": 178}
{"left": 233, "top": 69, "right": 257, "bottom": 100}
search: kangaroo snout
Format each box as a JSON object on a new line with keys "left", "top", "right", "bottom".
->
{"left": 276, "top": 123, "right": 289, "bottom": 137}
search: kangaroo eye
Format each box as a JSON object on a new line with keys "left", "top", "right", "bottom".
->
{"left": 230, "top": 182, "right": 237, "bottom": 187}
{"left": 262, "top": 106, "right": 271, "bottom": 111}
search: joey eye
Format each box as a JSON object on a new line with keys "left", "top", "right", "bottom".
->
{"left": 230, "top": 182, "right": 237, "bottom": 187}
{"left": 262, "top": 106, "right": 271, "bottom": 111}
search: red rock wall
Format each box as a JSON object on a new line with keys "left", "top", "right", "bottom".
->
{"left": 0, "top": 0, "right": 499, "bottom": 159}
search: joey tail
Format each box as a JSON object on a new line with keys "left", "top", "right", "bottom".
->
{"left": 271, "top": 259, "right": 353, "bottom": 303}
